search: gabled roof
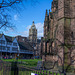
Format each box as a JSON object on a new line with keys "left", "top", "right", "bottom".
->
{"left": 18, "top": 42, "right": 28, "bottom": 50}
{"left": 18, "top": 42, "right": 33, "bottom": 51}
{"left": 0, "top": 34, "right": 33, "bottom": 51}
{"left": 0, "top": 34, "right": 16, "bottom": 42}
{"left": 5, "top": 35, "right": 15, "bottom": 42}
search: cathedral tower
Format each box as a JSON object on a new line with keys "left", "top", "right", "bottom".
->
{"left": 29, "top": 21, "right": 37, "bottom": 43}
{"left": 57, "top": 0, "right": 75, "bottom": 66}
{"left": 42, "top": 0, "right": 75, "bottom": 69}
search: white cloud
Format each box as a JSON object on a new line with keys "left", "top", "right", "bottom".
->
{"left": 18, "top": 31, "right": 29, "bottom": 37}
{"left": 14, "top": 14, "right": 18, "bottom": 20}
{"left": 35, "top": 23, "right": 44, "bottom": 39}
{"left": 5, "top": 28, "right": 14, "bottom": 34}
{"left": 23, "top": 22, "right": 44, "bottom": 39}
{"left": 4, "top": 22, "right": 44, "bottom": 39}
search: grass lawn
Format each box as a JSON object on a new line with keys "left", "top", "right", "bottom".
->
{"left": 0, "top": 59, "right": 64, "bottom": 75}
{"left": 1, "top": 59, "right": 42, "bottom": 67}
{"left": 0, "top": 70, "right": 63, "bottom": 75}
{"left": 2, "top": 58, "right": 41, "bottom": 62}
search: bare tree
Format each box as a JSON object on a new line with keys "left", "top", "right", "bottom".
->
{"left": 0, "top": 0, "right": 23, "bottom": 29}
{"left": 0, "top": 0, "right": 38, "bottom": 29}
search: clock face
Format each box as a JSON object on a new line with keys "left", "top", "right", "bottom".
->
{"left": 32, "top": 26, "right": 35, "bottom": 29}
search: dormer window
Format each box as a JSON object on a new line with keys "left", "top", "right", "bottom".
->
{"left": 71, "top": 32, "right": 74, "bottom": 39}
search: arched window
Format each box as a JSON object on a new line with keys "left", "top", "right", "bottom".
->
{"left": 71, "top": 31, "right": 74, "bottom": 39}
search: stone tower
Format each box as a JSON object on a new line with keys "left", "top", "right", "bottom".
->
{"left": 29, "top": 21, "right": 37, "bottom": 43}
{"left": 57, "top": 0, "right": 75, "bottom": 66}
{"left": 42, "top": 0, "right": 75, "bottom": 69}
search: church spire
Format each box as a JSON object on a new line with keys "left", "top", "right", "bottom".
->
{"left": 49, "top": 9, "right": 50, "bottom": 14}
{"left": 51, "top": 0, "right": 58, "bottom": 12}
{"left": 45, "top": 9, "right": 48, "bottom": 16}
{"left": 49, "top": 9, "right": 51, "bottom": 20}
{"left": 45, "top": 9, "right": 49, "bottom": 21}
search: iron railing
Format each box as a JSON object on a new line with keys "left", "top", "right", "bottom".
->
{"left": 0, "top": 60, "right": 74, "bottom": 75}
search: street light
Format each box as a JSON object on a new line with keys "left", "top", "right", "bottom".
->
{"left": 34, "top": 46, "right": 36, "bottom": 59}
{"left": 1, "top": 33, "right": 3, "bottom": 59}
{"left": 1, "top": 39, "right": 2, "bottom": 59}
{"left": 0, "top": 32, "right": 3, "bottom": 59}
{"left": 17, "top": 46, "right": 20, "bottom": 59}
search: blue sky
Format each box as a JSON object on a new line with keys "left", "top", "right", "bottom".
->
{"left": 2, "top": 0, "right": 53, "bottom": 39}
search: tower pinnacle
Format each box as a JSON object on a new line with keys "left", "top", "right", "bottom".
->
{"left": 45, "top": 9, "right": 49, "bottom": 21}
{"left": 46, "top": 9, "right": 48, "bottom": 16}
{"left": 33, "top": 20, "right": 34, "bottom": 23}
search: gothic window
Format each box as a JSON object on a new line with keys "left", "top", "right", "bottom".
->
{"left": 0, "top": 40, "right": 1, "bottom": 44}
{"left": 71, "top": 31, "right": 74, "bottom": 39}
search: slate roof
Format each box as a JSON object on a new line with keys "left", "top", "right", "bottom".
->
{"left": 5, "top": 35, "right": 15, "bottom": 42}
{"left": 18, "top": 42, "right": 28, "bottom": 50}
{"left": 18, "top": 42, "right": 33, "bottom": 51}
{"left": 0, "top": 34, "right": 15, "bottom": 42}
{"left": 0, "top": 34, "right": 33, "bottom": 52}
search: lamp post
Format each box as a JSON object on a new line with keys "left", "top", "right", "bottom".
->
{"left": 34, "top": 46, "right": 36, "bottom": 59}
{"left": 17, "top": 46, "right": 20, "bottom": 60}
{"left": 1, "top": 34, "right": 3, "bottom": 59}
{"left": 1, "top": 39, "right": 2, "bottom": 59}
{"left": 1, "top": 40, "right": 2, "bottom": 59}
{"left": 6, "top": 41, "right": 8, "bottom": 59}
{"left": 0, "top": 32, "right": 3, "bottom": 59}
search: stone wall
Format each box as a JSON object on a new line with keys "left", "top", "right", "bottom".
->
{"left": 42, "top": 0, "right": 75, "bottom": 69}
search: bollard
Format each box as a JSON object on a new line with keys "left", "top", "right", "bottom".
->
{"left": 11, "top": 61, "right": 18, "bottom": 75}
{"left": 49, "top": 71, "right": 50, "bottom": 75}
{"left": 46, "top": 70, "right": 47, "bottom": 75}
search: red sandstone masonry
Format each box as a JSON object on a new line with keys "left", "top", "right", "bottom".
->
{"left": 42, "top": 0, "right": 75, "bottom": 67}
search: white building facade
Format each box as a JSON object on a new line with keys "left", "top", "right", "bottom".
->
{"left": 0, "top": 34, "right": 33, "bottom": 59}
